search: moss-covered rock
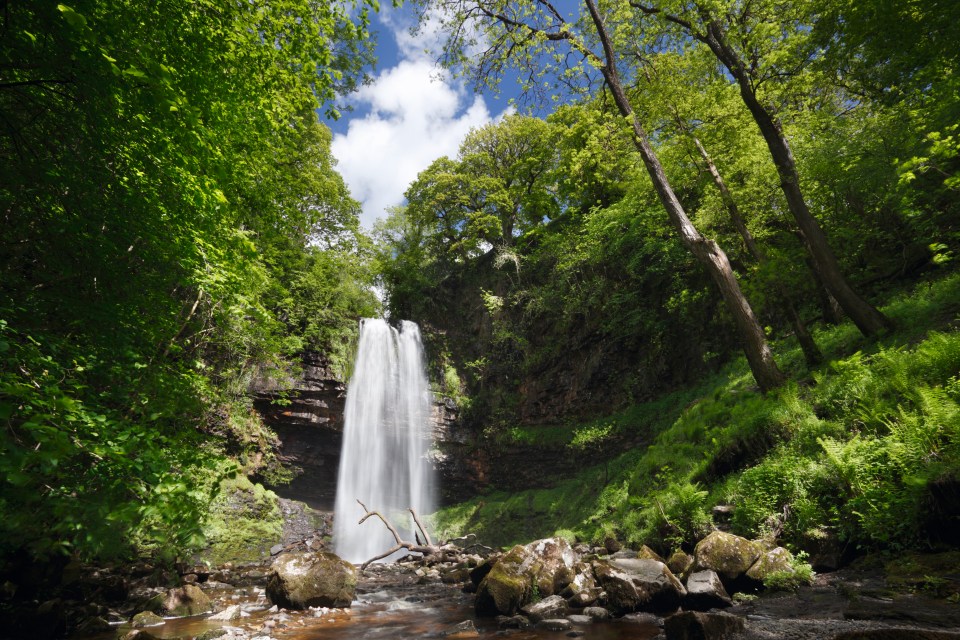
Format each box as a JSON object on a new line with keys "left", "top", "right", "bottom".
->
{"left": 131, "top": 611, "right": 164, "bottom": 628}
{"left": 746, "top": 547, "right": 795, "bottom": 583}
{"left": 667, "top": 550, "right": 695, "bottom": 579}
{"left": 200, "top": 476, "right": 283, "bottom": 565}
{"left": 638, "top": 545, "right": 666, "bottom": 563}
{"left": 475, "top": 537, "right": 578, "bottom": 616}
{"left": 693, "top": 531, "right": 761, "bottom": 582}
{"left": 265, "top": 552, "right": 357, "bottom": 609}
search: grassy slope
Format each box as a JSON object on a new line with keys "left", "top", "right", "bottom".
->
{"left": 429, "top": 273, "right": 960, "bottom": 556}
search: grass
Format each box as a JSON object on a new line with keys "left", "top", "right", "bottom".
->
{"left": 430, "top": 271, "right": 960, "bottom": 555}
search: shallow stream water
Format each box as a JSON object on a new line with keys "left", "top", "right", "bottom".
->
{"left": 92, "top": 564, "right": 660, "bottom": 640}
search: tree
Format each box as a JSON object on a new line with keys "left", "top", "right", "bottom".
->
{"left": 415, "top": 0, "right": 785, "bottom": 391}
{"left": 627, "top": 0, "right": 893, "bottom": 336}
{"left": 405, "top": 115, "right": 560, "bottom": 259}
{"left": 0, "top": 0, "right": 376, "bottom": 559}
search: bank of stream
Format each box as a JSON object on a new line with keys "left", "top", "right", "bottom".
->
{"left": 67, "top": 553, "right": 960, "bottom": 640}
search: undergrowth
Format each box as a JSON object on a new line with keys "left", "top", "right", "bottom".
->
{"left": 431, "top": 273, "right": 960, "bottom": 554}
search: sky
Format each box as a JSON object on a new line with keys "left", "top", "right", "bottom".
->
{"left": 327, "top": 5, "right": 517, "bottom": 231}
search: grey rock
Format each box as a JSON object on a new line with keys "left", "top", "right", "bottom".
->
{"left": 663, "top": 610, "right": 744, "bottom": 640}
{"left": 539, "top": 618, "right": 573, "bottom": 631}
{"left": 266, "top": 552, "right": 357, "bottom": 609}
{"left": 582, "top": 606, "right": 611, "bottom": 620}
{"left": 593, "top": 558, "right": 686, "bottom": 614}
{"left": 521, "top": 594, "right": 568, "bottom": 623}
{"left": 684, "top": 570, "right": 733, "bottom": 611}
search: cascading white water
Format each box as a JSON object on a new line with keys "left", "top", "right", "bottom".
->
{"left": 333, "top": 318, "right": 436, "bottom": 563}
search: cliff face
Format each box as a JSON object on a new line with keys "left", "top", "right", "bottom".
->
{"left": 251, "top": 353, "right": 346, "bottom": 510}
{"left": 251, "top": 352, "right": 477, "bottom": 509}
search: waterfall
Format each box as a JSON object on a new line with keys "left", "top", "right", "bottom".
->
{"left": 333, "top": 318, "right": 436, "bottom": 563}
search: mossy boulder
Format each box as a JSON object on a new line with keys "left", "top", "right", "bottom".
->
{"left": 266, "top": 552, "right": 357, "bottom": 609}
{"left": 746, "top": 547, "right": 795, "bottom": 583}
{"left": 145, "top": 584, "right": 211, "bottom": 617}
{"left": 201, "top": 476, "right": 283, "bottom": 565}
{"left": 638, "top": 545, "right": 666, "bottom": 563}
{"left": 131, "top": 611, "right": 164, "bottom": 627}
{"left": 475, "top": 537, "right": 578, "bottom": 616}
{"left": 667, "top": 550, "right": 695, "bottom": 579}
{"left": 693, "top": 531, "right": 762, "bottom": 582}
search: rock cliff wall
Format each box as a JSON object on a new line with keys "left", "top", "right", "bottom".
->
{"left": 251, "top": 352, "right": 478, "bottom": 509}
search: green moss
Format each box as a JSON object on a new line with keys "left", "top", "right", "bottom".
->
{"left": 200, "top": 475, "right": 283, "bottom": 565}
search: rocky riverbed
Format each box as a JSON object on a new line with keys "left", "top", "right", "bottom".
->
{"left": 49, "top": 546, "right": 958, "bottom": 640}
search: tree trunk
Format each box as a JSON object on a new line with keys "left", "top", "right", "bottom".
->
{"left": 698, "top": 18, "right": 892, "bottom": 337}
{"left": 585, "top": 0, "right": 785, "bottom": 391}
{"left": 691, "top": 134, "right": 822, "bottom": 366}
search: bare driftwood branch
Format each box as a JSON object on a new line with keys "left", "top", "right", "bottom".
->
{"left": 355, "top": 499, "right": 471, "bottom": 571}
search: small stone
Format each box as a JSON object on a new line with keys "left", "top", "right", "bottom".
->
{"left": 539, "top": 618, "right": 573, "bottom": 632}
{"left": 582, "top": 606, "right": 610, "bottom": 621}
{"left": 566, "top": 614, "right": 592, "bottom": 624}
{"left": 270, "top": 544, "right": 285, "bottom": 556}
{"left": 444, "top": 620, "right": 479, "bottom": 638}
{"left": 210, "top": 604, "right": 244, "bottom": 621}
{"left": 496, "top": 614, "right": 531, "bottom": 629}
{"left": 520, "top": 594, "right": 568, "bottom": 623}
{"left": 131, "top": 611, "right": 164, "bottom": 628}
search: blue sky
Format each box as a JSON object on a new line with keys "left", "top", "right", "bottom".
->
{"left": 325, "top": 4, "right": 520, "bottom": 230}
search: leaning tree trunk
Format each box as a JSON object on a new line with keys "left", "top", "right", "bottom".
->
{"left": 585, "top": 0, "right": 785, "bottom": 392}
{"left": 690, "top": 134, "right": 822, "bottom": 367}
{"left": 699, "top": 18, "right": 892, "bottom": 337}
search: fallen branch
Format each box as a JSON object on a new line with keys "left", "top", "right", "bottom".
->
{"left": 356, "top": 499, "right": 467, "bottom": 570}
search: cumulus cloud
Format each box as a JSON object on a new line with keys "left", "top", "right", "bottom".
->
{"left": 331, "top": 10, "right": 508, "bottom": 230}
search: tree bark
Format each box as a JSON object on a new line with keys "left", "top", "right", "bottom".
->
{"left": 697, "top": 16, "right": 892, "bottom": 337}
{"left": 585, "top": 0, "right": 785, "bottom": 391}
{"left": 690, "top": 133, "right": 822, "bottom": 366}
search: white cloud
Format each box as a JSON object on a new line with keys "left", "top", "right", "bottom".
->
{"left": 332, "top": 11, "right": 509, "bottom": 230}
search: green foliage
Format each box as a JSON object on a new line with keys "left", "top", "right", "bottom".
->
{"left": 0, "top": 0, "right": 377, "bottom": 561}
{"left": 434, "top": 274, "right": 960, "bottom": 553}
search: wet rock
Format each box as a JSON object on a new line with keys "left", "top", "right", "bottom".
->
{"left": 663, "top": 610, "right": 744, "bottom": 640}
{"left": 210, "top": 604, "right": 246, "bottom": 620}
{"left": 539, "top": 618, "right": 573, "bottom": 631}
{"left": 196, "top": 630, "right": 229, "bottom": 640}
{"left": 693, "top": 531, "right": 762, "bottom": 583}
{"left": 593, "top": 558, "right": 686, "bottom": 614}
{"left": 266, "top": 552, "right": 357, "bottom": 609}
{"left": 746, "top": 547, "right": 795, "bottom": 583}
{"left": 684, "top": 570, "right": 732, "bottom": 611}
{"left": 497, "top": 614, "right": 531, "bottom": 629}
{"left": 442, "top": 566, "right": 472, "bottom": 584}
{"left": 131, "top": 611, "right": 165, "bottom": 627}
{"left": 521, "top": 594, "right": 568, "bottom": 622}
{"left": 567, "top": 614, "right": 592, "bottom": 624}
{"left": 582, "top": 606, "right": 610, "bottom": 620}
{"left": 444, "top": 619, "right": 479, "bottom": 638}
{"left": 610, "top": 549, "right": 638, "bottom": 560}
{"left": 566, "top": 588, "right": 600, "bottom": 608}
{"left": 145, "top": 584, "right": 212, "bottom": 617}
{"left": 475, "top": 538, "right": 577, "bottom": 615}
{"left": 621, "top": 612, "right": 663, "bottom": 626}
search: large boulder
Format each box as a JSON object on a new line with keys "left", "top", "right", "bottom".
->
{"left": 266, "top": 552, "right": 357, "bottom": 609}
{"left": 683, "top": 570, "right": 732, "bottom": 611}
{"left": 475, "top": 538, "right": 577, "bottom": 616}
{"left": 693, "top": 532, "right": 762, "bottom": 582}
{"left": 145, "top": 584, "right": 211, "bottom": 617}
{"left": 592, "top": 558, "right": 686, "bottom": 614}
{"left": 663, "top": 610, "right": 744, "bottom": 640}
